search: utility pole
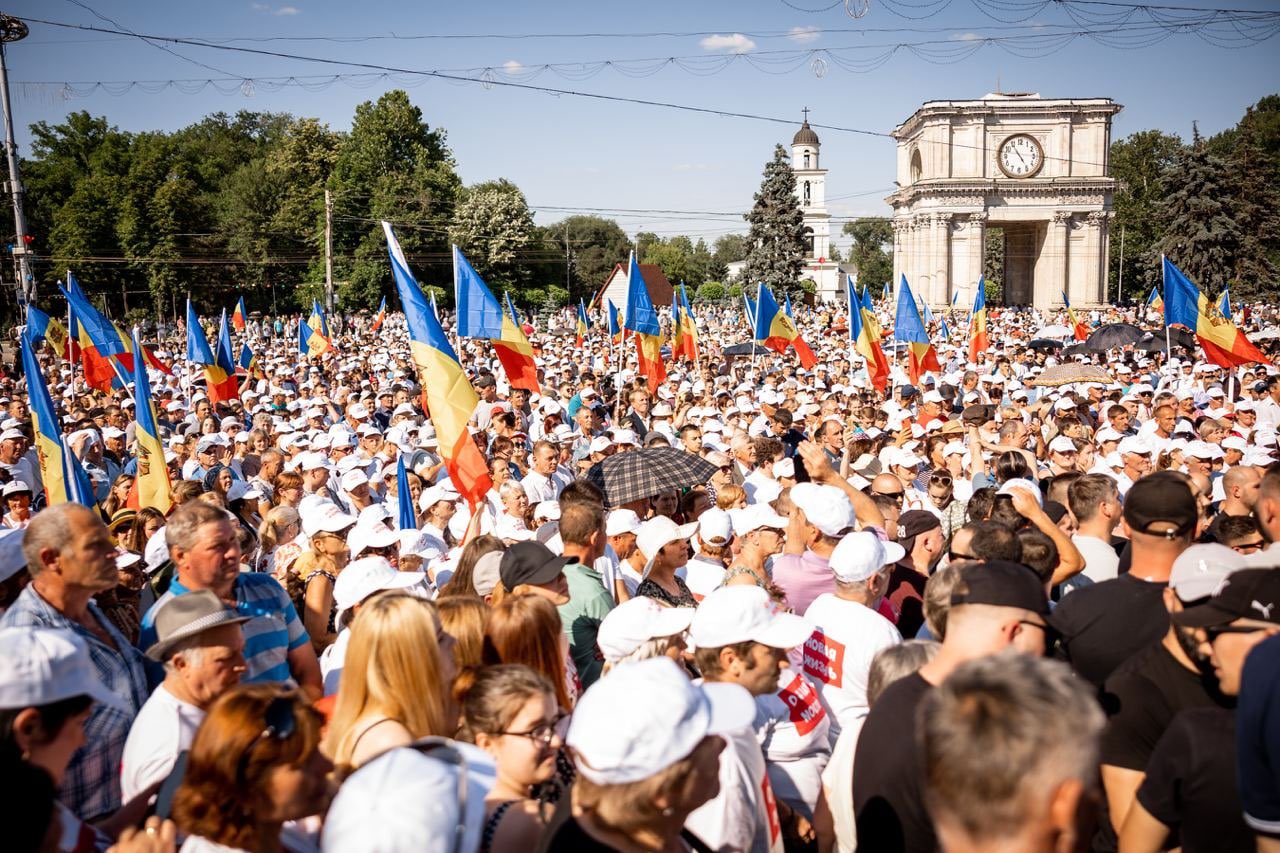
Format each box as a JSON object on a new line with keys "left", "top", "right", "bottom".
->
{"left": 323, "top": 188, "right": 334, "bottom": 314}
{"left": 0, "top": 15, "right": 32, "bottom": 307}
{"left": 564, "top": 225, "right": 571, "bottom": 302}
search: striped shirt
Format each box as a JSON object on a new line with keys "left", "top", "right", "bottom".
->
{"left": 2, "top": 585, "right": 147, "bottom": 821}
{"left": 140, "top": 573, "right": 308, "bottom": 685}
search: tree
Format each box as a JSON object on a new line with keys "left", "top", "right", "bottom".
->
{"left": 1159, "top": 125, "right": 1239, "bottom": 294}
{"left": 642, "top": 240, "right": 690, "bottom": 288}
{"left": 539, "top": 215, "right": 631, "bottom": 296}
{"left": 1110, "top": 129, "right": 1184, "bottom": 298}
{"left": 1226, "top": 106, "right": 1280, "bottom": 298}
{"left": 842, "top": 218, "right": 892, "bottom": 289}
{"left": 984, "top": 229, "right": 1005, "bottom": 302}
{"left": 742, "top": 145, "right": 807, "bottom": 293}
{"left": 449, "top": 179, "right": 537, "bottom": 294}
{"left": 696, "top": 282, "right": 726, "bottom": 300}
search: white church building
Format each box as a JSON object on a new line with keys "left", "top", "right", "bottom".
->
{"left": 792, "top": 115, "right": 843, "bottom": 303}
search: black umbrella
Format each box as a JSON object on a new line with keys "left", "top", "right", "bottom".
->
{"left": 1085, "top": 323, "right": 1145, "bottom": 351}
{"left": 1061, "top": 343, "right": 1090, "bottom": 358}
{"left": 585, "top": 447, "right": 719, "bottom": 507}
{"left": 1027, "top": 338, "right": 1064, "bottom": 352}
{"left": 1134, "top": 328, "right": 1195, "bottom": 353}
{"left": 722, "top": 342, "right": 759, "bottom": 357}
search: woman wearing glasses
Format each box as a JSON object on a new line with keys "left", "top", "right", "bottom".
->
{"left": 171, "top": 684, "right": 333, "bottom": 853}
{"left": 460, "top": 664, "right": 566, "bottom": 853}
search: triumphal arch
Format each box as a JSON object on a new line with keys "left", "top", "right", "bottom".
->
{"left": 887, "top": 93, "right": 1121, "bottom": 309}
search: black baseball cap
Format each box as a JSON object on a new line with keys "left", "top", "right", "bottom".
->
{"left": 499, "top": 541, "right": 569, "bottom": 589}
{"left": 1123, "top": 471, "right": 1198, "bottom": 539}
{"left": 1172, "top": 568, "right": 1280, "bottom": 629}
{"left": 950, "top": 560, "right": 1050, "bottom": 618}
{"left": 473, "top": 374, "right": 497, "bottom": 389}
{"left": 898, "top": 510, "right": 942, "bottom": 540}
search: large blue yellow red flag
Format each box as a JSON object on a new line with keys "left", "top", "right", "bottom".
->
{"left": 453, "top": 246, "right": 540, "bottom": 393}
{"left": 848, "top": 275, "right": 889, "bottom": 392}
{"left": 754, "top": 284, "right": 818, "bottom": 369}
{"left": 396, "top": 453, "right": 416, "bottom": 531}
{"left": 624, "top": 252, "right": 666, "bottom": 390}
{"left": 20, "top": 332, "right": 69, "bottom": 505}
{"left": 310, "top": 300, "right": 330, "bottom": 338}
{"left": 299, "top": 303, "right": 331, "bottom": 357}
{"left": 385, "top": 222, "right": 493, "bottom": 509}
{"left": 371, "top": 295, "right": 387, "bottom": 333}
{"left": 577, "top": 299, "right": 590, "bottom": 347}
{"left": 1218, "top": 288, "right": 1231, "bottom": 319}
{"left": 895, "top": 276, "right": 941, "bottom": 384}
{"left": 126, "top": 326, "right": 172, "bottom": 513}
{"left": 1164, "top": 256, "right": 1268, "bottom": 368}
{"left": 1148, "top": 285, "right": 1164, "bottom": 313}
{"left": 61, "top": 274, "right": 129, "bottom": 392}
{"left": 231, "top": 296, "right": 247, "bottom": 333}
{"left": 1063, "top": 291, "right": 1089, "bottom": 341}
{"left": 677, "top": 286, "right": 699, "bottom": 362}
{"left": 209, "top": 310, "right": 240, "bottom": 404}
{"left": 969, "top": 279, "right": 990, "bottom": 363}
{"left": 25, "top": 304, "right": 70, "bottom": 361}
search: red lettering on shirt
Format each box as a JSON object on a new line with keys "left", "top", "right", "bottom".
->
{"left": 777, "top": 672, "right": 826, "bottom": 736}
{"left": 802, "top": 628, "right": 846, "bottom": 688}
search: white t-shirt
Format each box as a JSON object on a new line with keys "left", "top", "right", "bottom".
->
{"left": 754, "top": 669, "right": 831, "bottom": 819}
{"left": 800, "top": 594, "right": 902, "bottom": 741}
{"left": 320, "top": 628, "right": 351, "bottom": 696}
{"left": 1072, "top": 534, "right": 1120, "bottom": 583}
{"left": 120, "top": 683, "right": 206, "bottom": 801}
{"left": 684, "top": 722, "right": 784, "bottom": 853}
{"left": 684, "top": 556, "right": 727, "bottom": 602}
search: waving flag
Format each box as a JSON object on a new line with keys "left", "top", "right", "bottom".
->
{"left": 231, "top": 296, "right": 247, "bottom": 333}
{"left": 784, "top": 291, "right": 794, "bottom": 319}
{"left": 21, "top": 332, "right": 70, "bottom": 505}
{"left": 848, "top": 275, "right": 889, "bottom": 392}
{"left": 385, "top": 222, "right": 493, "bottom": 510}
{"left": 951, "top": 291, "right": 960, "bottom": 309}
{"left": 624, "top": 252, "right": 666, "bottom": 390}
{"left": 1148, "top": 286, "right": 1164, "bottom": 313}
{"left": 882, "top": 281, "right": 890, "bottom": 301}
{"left": 677, "top": 286, "right": 699, "bottom": 362}
{"left": 65, "top": 445, "right": 98, "bottom": 508}
{"left": 576, "top": 299, "right": 591, "bottom": 348}
{"left": 969, "top": 279, "right": 990, "bottom": 362}
{"left": 237, "top": 341, "right": 255, "bottom": 376}
{"left": 430, "top": 290, "right": 440, "bottom": 322}
{"left": 607, "top": 299, "right": 623, "bottom": 343}
{"left": 396, "top": 453, "right": 416, "bottom": 531}
{"left": 300, "top": 303, "right": 331, "bottom": 356}
{"left": 1063, "top": 291, "right": 1089, "bottom": 341}
{"left": 743, "top": 292, "right": 758, "bottom": 328}
{"left": 921, "top": 301, "right": 936, "bottom": 325}
{"left": 310, "top": 300, "right": 331, "bottom": 338}
{"left": 754, "top": 284, "right": 818, "bottom": 369}
{"left": 187, "top": 301, "right": 237, "bottom": 405}
{"left": 25, "top": 305, "right": 70, "bottom": 361}
{"left": 1218, "top": 288, "right": 1231, "bottom": 319}
{"left": 61, "top": 274, "right": 129, "bottom": 392}
{"left": 371, "top": 295, "right": 387, "bottom": 333}
{"left": 126, "top": 326, "right": 173, "bottom": 513}
{"left": 454, "top": 246, "right": 540, "bottom": 393}
{"left": 940, "top": 317, "right": 952, "bottom": 341}
{"left": 208, "top": 310, "right": 240, "bottom": 404}
{"left": 895, "top": 276, "right": 941, "bottom": 384}
{"left": 860, "top": 286, "right": 883, "bottom": 340}
{"left": 1164, "top": 256, "right": 1268, "bottom": 368}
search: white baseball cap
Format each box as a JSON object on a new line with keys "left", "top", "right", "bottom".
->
{"left": 790, "top": 483, "right": 854, "bottom": 537}
{"left": 1169, "top": 543, "right": 1246, "bottom": 602}
{"left": 828, "top": 530, "right": 905, "bottom": 583}
{"left": 0, "top": 627, "right": 126, "bottom": 710}
{"left": 1118, "top": 436, "right": 1154, "bottom": 457}
{"left": 689, "top": 585, "right": 813, "bottom": 650}
{"left": 341, "top": 469, "right": 370, "bottom": 493}
{"left": 605, "top": 509, "right": 642, "bottom": 537}
{"left": 332, "top": 556, "right": 426, "bottom": 624}
{"left": 346, "top": 523, "right": 400, "bottom": 560}
{"left": 297, "top": 451, "right": 330, "bottom": 472}
{"left": 419, "top": 480, "right": 460, "bottom": 511}
{"left": 301, "top": 502, "right": 358, "bottom": 537}
{"left": 635, "top": 516, "right": 697, "bottom": 561}
{"left": 729, "top": 504, "right": 789, "bottom": 537}
{"left": 565, "top": 657, "right": 756, "bottom": 785}
{"left": 1048, "top": 436, "right": 1078, "bottom": 454}
{"left": 596, "top": 597, "right": 695, "bottom": 664}
{"left": 696, "top": 508, "right": 733, "bottom": 547}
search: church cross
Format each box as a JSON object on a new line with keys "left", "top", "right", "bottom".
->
{"left": 802, "top": 107, "right": 811, "bottom": 123}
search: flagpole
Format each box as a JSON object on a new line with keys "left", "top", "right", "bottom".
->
{"left": 750, "top": 283, "right": 762, "bottom": 387}
{"left": 1161, "top": 255, "right": 1172, "bottom": 383}
{"left": 66, "top": 272, "right": 78, "bottom": 394}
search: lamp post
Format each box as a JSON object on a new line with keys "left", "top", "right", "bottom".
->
{"left": 0, "top": 14, "right": 32, "bottom": 307}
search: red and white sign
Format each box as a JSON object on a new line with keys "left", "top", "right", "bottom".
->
{"left": 777, "top": 672, "right": 827, "bottom": 737}
{"left": 802, "top": 628, "right": 846, "bottom": 688}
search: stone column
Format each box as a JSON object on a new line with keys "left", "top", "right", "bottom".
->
{"left": 914, "top": 213, "right": 931, "bottom": 294}
{"left": 1085, "top": 211, "right": 1110, "bottom": 304}
{"left": 967, "top": 212, "right": 987, "bottom": 307}
{"left": 933, "top": 213, "right": 953, "bottom": 306}
{"left": 1049, "top": 211, "right": 1073, "bottom": 310}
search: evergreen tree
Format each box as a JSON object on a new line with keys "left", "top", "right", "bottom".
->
{"left": 1159, "top": 125, "right": 1240, "bottom": 293}
{"left": 742, "top": 144, "right": 806, "bottom": 294}
{"left": 1109, "top": 129, "right": 1184, "bottom": 297}
{"left": 1228, "top": 107, "right": 1280, "bottom": 298}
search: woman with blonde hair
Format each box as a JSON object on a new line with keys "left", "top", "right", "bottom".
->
{"left": 324, "top": 593, "right": 458, "bottom": 772}
{"left": 484, "top": 593, "right": 574, "bottom": 711}
{"left": 295, "top": 524, "right": 352, "bottom": 652}
{"left": 103, "top": 473, "right": 135, "bottom": 517}
{"left": 256, "top": 505, "right": 302, "bottom": 578}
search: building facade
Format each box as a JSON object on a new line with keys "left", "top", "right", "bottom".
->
{"left": 792, "top": 117, "right": 842, "bottom": 303}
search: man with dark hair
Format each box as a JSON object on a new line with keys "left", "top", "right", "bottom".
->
{"left": 953, "top": 520, "right": 1023, "bottom": 563}
{"left": 769, "top": 407, "right": 805, "bottom": 458}
{"left": 1245, "top": 466, "right": 1280, "bottom": 566}
{"left": 1214, "top": 513, "right": 1265, "bottom": 555}
{"left": 556, "top": 500, "right": 612, "bottom": 688}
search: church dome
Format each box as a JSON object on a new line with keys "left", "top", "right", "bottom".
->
{"left": 792, "top": 120, "right": 819, "bottom": 146}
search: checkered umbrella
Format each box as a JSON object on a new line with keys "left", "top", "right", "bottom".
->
{"left": 586, "top": 447, "right": 719, "bottom": 507}
{"left": 1031, "top": 363, "right": 1113, "bottom": 387}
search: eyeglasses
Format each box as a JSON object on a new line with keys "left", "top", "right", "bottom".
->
{"left": 871, "top": 490, "right": 904, "bottom": 499}
{"left": 500, "top": 712, "right": 567, "bottom": 746}
{"left": 1231, "top": 540, "right": 1265, "bottom": 554}
{"left": 947, "top": 550, "right": 975, "bottom": 562}
{"left": 235, "top": 694, "right": 297, "bottom": 787}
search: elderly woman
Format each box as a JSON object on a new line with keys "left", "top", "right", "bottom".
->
{"left": 1, "top": 481, "right": 34, "bottom": 530}
{"left": 495, "top": 479, "right": 533, "bottom": 542}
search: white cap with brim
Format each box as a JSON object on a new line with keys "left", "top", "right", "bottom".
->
{"left": 596, "top": 597, "right": 695, "bottom": 663}
{"left": 689, "top": 585, "right": 813, "bottom": 650}
{"left": 566, "top": 657, "right": 756, "bottom": 785}
{"left": 790, "top": 483, "right": 854, "bottom": 538}
{"left": 0, "top": 528, "right": 25, "bottom": 584}
{"left": 605, "top": 509, "right": 642, "bottom": 538}
{"left": 144, "top": 527, "right": 169, "bottom": 575}
{"left": 1169, "top": 543, "right": 1247, "bottom": 602}
{"left": 0, "top": 627, "right": 127, "bottom": 710}
{"left": 332, "top": 556, "right": 427, "bottom": 625}
{"left": 828, "top": 530, "right": 905, "bottom": 583}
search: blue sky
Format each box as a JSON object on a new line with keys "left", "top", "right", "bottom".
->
{"left": 6, "top": 0, "right": 1279, "bottom": 253}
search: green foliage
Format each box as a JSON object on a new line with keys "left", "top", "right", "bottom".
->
{"left": 984, "top": 228, "right": 1005, "bottom": 301}
{"left": 742, "top": 145, "right": 807, "bottom": 290}
{"left": 842, "top": 218, "right": 892, "bottom": 292}
{"left": 799, "top": 279, "right": 816, "bottom": 295}
{"left": 449, "top": 179, "right": 536, "bottom": 295}
{"left": 420, "top": 285, "right": 448, "bottom": 307}
{"left": 1158, "top": 126, "right": 1239, "bottom": 294}
{"left": 534, "top": 215, "right": 631, "bottom": 299}
{"left": 1224, "top": 106, "right": 1280, "bottom": 298}
{"left": 728, "top": 283, "right": 744, "bottom": 298}
{"left": 1109, "top": 129, "right": 1184, "bottom": 297}
{"left": 546, "top": 285, "right": 570, "bottom": 306}
{"left": 696, "top": 281, "right": 726, "bottom": 301}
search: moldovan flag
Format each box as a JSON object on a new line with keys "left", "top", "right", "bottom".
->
{"left": 25, "top": 305, "right": 70, "bottom": 361}
{"left": 384, "top": 222, "right": 493, "bottom": 509}
{"left": 1164, "top": 256, "right": 1269, "bottom": 369}
{"left": 20, "top": 331, "right": 70, "bottom": 505}
{"left": 61, "top": 274, "right": 129, "bottom": 393}
{"left": 231, "top": 296, "right": 247, "bottom": 332}
{"left": 211, "top": 310, "right": 241, "bottom": 403}
{"left": 1148, "top": 286, "right": 1164, "bottom": 313}
{"left": 576, "top": 299, "right": 590, "bottom": 347}
{"left": 306, "top": 301, "right": 333, "bottom": 355}
{"left": 848, "top": 275, "right": 888, "bottom": 393}
{"left": 126, "top": 326, "right": 172, "bottom": 513}
{"left": 624, "top": 252, "right": 666, "bottom": 391}
{"left": 895, "top": 276, "right": 941, "bottom": 384}
{"left": 454, "top": 246, "right": 540, "bottom": 393}
{"left": 969, "top": 279, "right": 990, "bottom": 362}
{"left": 371, "top": 296, "right": 387, "bottom": 333}
{"left": 1064, "top": 292, "right": 1089, "bottom": 341}
{"left": 676, "top": 285, "right": 699, "bottom": 362}
{"left": 754, "top": 284, "right": 817, "bottom": 369}
{"left": 186, "top": 300, "right": 237, "bottom": 405}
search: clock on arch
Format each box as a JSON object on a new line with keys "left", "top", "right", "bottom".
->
{"left": 997, "top": 134, "right": 1044, "bottom": 179}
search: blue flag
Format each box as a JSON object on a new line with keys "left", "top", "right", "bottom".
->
{"left": 1219, "top": 288, "right": 1231, "bottom": 318}
{"left": 607, "top": 300, "right": 621, "bottom": 337}
{"left": 784, "top": 291, "right": 794, "bottom": 319}
{"left": 895, "top": 276, "right": 929, "bottom": 344}
{"left": 623, "top": 252, "right": 660, "bottom": 336}
{"left": 396, "top": 454, "right": 416, "bottom": 531}
{"left": 922, "top": 301, "right": 936, "bottom": 324}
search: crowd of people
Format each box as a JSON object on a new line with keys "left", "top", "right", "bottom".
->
{"left": 0, "top": 293, "right": 1279, "bottom": 853}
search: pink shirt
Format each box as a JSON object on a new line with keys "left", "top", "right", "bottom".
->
{"left": 772, "top": 550, "right": 834, "bottom": 615}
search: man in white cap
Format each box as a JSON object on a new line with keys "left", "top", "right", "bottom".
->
{"left": 801, "top": 531, "right": 904, "bottom": 737}
{"left": 0, "top": 427, "right": 39, "bottom": 493}
{"left": 686, "top": 585, "right": 815, "bottom": 852}
{"left": 771, "top": 482, "right": 855, "bottom": 615}
{"left": 599, "top": 508, "right": 641, "bottom": 602}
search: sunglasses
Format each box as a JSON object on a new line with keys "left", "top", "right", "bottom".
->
{"left": 1231, "top": 541, "right": 1265, "bottom": 553}
{"left": 871, "top": 490, "right": 904, "bottom": 499}
{"left": 929, "top": 473, "right": 953, "bottom": 486}
{"left": 235, "top": 694, "right": 297, "bottom": 787}
{"left": 1205, "top": 623, "right": 1270, "bottom": 642}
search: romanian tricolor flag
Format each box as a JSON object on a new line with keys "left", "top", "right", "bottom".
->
{"left": 675, "top": 286, "right": 699, "bottom": 362}
{"left": 1164, "top": 256, "right": 1269, "bottom": 369}
{"left": 212, "top": 310, "right": 240, "bottom": 403}
{"left": 754, "top": 284, "right": 817, "bottom": 369}
{"left": 231, "top": 296, "right": 247, "bottom": 333}
{"left": 1064, "top": 292, "right": 1089, "bottom": 341}
{"left": 1148, "top": 286, "right": 1164, "bottom": 314}
{"left": 454, "top": 246, "right": 540, "bottom": 393}
{"left": 624, "top": 252, "right": 666, "bottom": 391}
{"left": 371, "top": 295, "right": 387, "bottom": 333}
{"left": 969, "top": 279, "right": 990, "bottom": 363}
{"left": 576, "top": 299, "right": 590, "bottom": 348}
{"left": 860, "top": 285, "right": 883, "bottom": 340}
{"left": 895, "top": 276, "right": 941, "bottom": 384}
{"left": 21, "top": 332, "right": 70, "bottom": 505}
{"left": 186, "top": 301, "right": 238, "bottom": 406}
{"left": 384, "top": 222, "right": 493, "bottom": 510}
{"left": 61, "top": 275, "right": 129, "bottom": 393}
{"left": 848, "top": 275, "right": 889, "bottom": 393}
{"left": 126, "top": 326, "right": 172, "bottom": 514}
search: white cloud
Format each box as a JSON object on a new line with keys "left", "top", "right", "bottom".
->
{"left": 274, "top": 5, "right": 300, "bottom": 14}
{"left": 502, "top": 60, "right": 524, "bottom": 72}
{"left": 949, "top": 32, "right": 984, "bottom": 41}
{"left": 252, "top": 3, "right": 300, "bottom": 14}
{"left": 699, "top": 33, "right": 756, "bottom": 54}
{"left": 788, "top": 26, "right": 821, "bottom": 44}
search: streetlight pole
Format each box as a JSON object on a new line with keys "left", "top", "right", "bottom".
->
{"left": 0, "top": 15, "right": 31, "bottom": 307}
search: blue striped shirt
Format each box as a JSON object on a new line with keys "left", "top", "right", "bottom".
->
{"left": 140, "top": 573, "right": 308, "bottom": 685}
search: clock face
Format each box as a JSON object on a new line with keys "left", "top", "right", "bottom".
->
{"left": 998, "top": 134, "right": 1044, "bottom": 178}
